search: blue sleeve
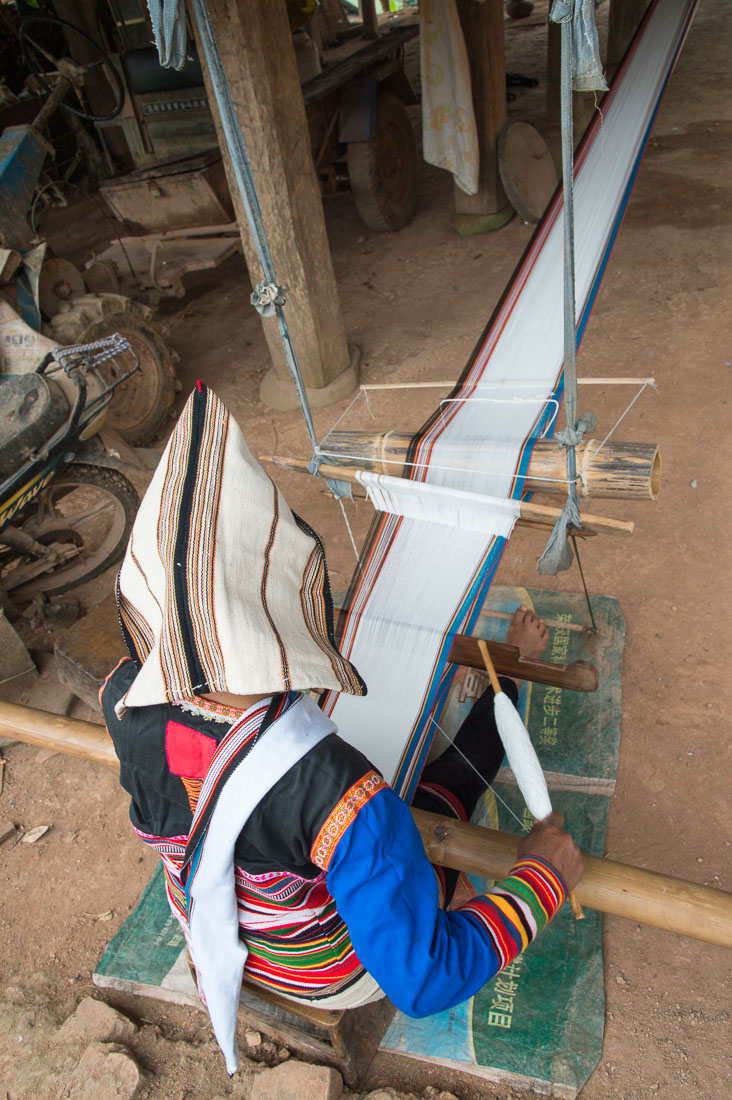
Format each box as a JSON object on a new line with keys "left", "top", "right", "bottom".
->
{"left": 326, "top": 787, "right": 510, "bottom": 1017}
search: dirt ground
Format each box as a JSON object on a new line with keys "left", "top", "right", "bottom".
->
{"left": 1, "top": 2, "right": 731, "bottom": 1098}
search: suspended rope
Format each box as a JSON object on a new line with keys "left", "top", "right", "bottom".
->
{"left": 538, "top": 0, "right": 607, "bottom": 576}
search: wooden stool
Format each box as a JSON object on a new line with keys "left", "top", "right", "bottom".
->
{"left": 237, "top": 979, "right": 395, "bottom": 1088}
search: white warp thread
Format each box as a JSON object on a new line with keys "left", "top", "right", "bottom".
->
{"left": 325, "top": 0, "right": 697, "bottom": 794}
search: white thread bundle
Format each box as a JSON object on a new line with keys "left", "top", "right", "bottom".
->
{"left": 494, "top": 692, "right": 552, "bottom": 821}
{"left": 356, "top": 472, "right": 521, "bottom": 538}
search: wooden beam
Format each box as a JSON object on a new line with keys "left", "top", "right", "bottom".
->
{"left": 448, "top": 636, "right": 598, "bottom": 692}
{"left": 188, "top": 0, "right": 358, "bottom": 408}
{"left": 2, "top": 699, "right": 731, "bottom": 950}
{"left": 452, "top": 0, "right": 513, "bottom": 233}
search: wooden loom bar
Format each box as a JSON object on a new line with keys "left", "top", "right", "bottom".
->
{"left": 263, "top": 455, "right": 636, "bottom": 537}
{"left": 1, "top": 700, "right": 730, "bottom": 950}
{"left": 316, "top": 431, "right": 661, "bottom": 501}
{"left": 449, "top": 637, "right": 599, "bottom": 692}
{"left": 360, "top": 377, "right": 657, "bottom": 390}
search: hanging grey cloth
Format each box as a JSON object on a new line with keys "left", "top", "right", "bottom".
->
{"left": 550, "top": 0, "right": 608, "bottom": 93}
{"left": 146, "top": 0, "right": 188, "bottom": 71}
{"left": 537, "top": 495, "right": 581, "bottom": 575}
{"left": 537, "top": 411, "right": 598, "bottom": 575}
{"left": 308, "top": 453, "right": 354, "bottom": 503}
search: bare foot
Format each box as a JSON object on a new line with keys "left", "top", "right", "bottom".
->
{"left": 505, "top": 605, "right": 549, "bottom": 661}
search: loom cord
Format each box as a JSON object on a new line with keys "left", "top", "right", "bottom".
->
{"left": 429, "top": 714, "right": 530, "bottom": 835}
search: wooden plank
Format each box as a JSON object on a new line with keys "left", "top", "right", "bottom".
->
{"left": 448, "top": 636, "right": 599, "bottom": 692}
{"left": 301, "top": 24, "right": 419, "bottom": 102}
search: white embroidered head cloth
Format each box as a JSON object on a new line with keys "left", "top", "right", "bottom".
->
{"left": 115, "top": 382, "right": 365, "bottom": 712}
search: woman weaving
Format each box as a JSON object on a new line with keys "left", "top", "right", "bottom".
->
{"left": 101, "top": 384, "right": 583, "bottom": 1074}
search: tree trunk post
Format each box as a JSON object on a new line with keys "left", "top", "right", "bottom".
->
{"left": 189, "top": 0, "right": 359, "bottom": 409}
{"left": 607, "top": 0, "right": 650, "bottom": 71}
{"left": 452, "top": 0, "right": 513, "bottom": 235}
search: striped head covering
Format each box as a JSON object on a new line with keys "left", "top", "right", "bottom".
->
{"left": 115, "top": 382, "right": 365, "bottom": 713}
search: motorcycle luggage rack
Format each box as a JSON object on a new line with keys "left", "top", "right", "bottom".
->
{"left": 39, "top": 333, "right": 140, "bottom": 433}
{"left": 0, "top": 333, "right": 140, "bottom": 510}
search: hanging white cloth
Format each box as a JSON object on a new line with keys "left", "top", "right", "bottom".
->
{"left": 420, "top": 0, "right": 480, "bottom": 195}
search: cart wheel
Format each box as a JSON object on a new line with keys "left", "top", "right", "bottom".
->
{"left": 347, "top": 91, "right": 417, "bottom": 233}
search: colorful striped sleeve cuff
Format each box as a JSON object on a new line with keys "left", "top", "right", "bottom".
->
{"left": 457, "top": 857, "right": 567, "bottom": 968}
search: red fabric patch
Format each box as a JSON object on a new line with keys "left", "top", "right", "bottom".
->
{"left": 165, "top": 720, "right": 218, "bottom": 779}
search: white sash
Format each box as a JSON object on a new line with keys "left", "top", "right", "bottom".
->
{"left": 184, "top": 693, "right": 335, "bottom": 1074}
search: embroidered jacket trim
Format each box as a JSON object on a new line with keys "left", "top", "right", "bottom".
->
{"left": 311, "top": 771, "right": 387, "bottom": 870}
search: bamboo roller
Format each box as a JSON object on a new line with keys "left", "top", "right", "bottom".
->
{"left": 1, "top": 699, "right": 730, "bottom": 950}
{"left": 317, "top": 431, "right": 661, "bottom": 501}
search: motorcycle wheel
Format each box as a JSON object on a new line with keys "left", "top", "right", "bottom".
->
{"left": 45, "top": 294, "right": 177, "bottom": 446}
{"left": 1, "top": 464, "right": 139, "bottom": 599}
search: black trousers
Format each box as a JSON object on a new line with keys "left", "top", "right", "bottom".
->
{"left": 411, "top": 677, "right": 518, "bottom": 904}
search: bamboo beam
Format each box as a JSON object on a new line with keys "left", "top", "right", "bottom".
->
{"left": 316, "top": 431, "right": 661, "bottom": 501}
{"left": 449, "top": 636, "right": 598, "bottom": 692}
{"left": 263, "top": 455, "right": 636, "bottom": 538}
{"left": 412, "top": 811, "right": 732, "bottom": 951}
{"left": 1, "top": 700, "right": 731, "bottom": 950}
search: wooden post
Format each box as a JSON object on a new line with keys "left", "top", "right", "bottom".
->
{"left": 2, "top": 699, "right": 731, "bottom": 950}
{"left": 452, "top": 0, "right": 513, "bottom": 234}
{"left": 360, "top": 0, "right": 379, "bottom": 40}
{"left": 607, "top": 0, "right": 651, "bottom": 71}
{"left": 188, "top": 0, "right": 358, "bottom": 409}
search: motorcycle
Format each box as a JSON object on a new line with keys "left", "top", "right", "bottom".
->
{"left": 0, "top": 334, "right": 142, "bottom": 605}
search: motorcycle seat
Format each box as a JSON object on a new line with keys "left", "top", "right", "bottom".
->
{"left": 0, "top": 373, "right": 69, "bottom": 481}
